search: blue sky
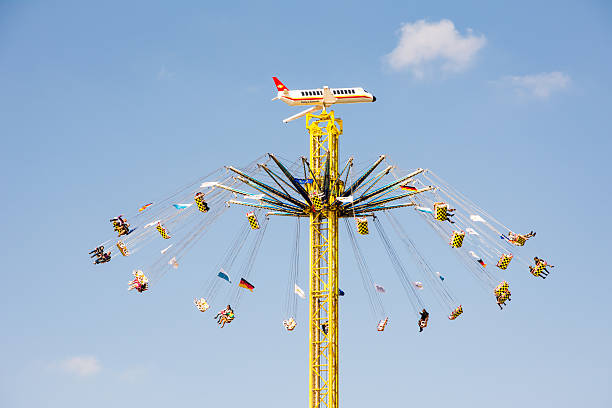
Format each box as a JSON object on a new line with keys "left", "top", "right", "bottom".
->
{"left": 1, "top": 1, "right": 611, "bottom": 407}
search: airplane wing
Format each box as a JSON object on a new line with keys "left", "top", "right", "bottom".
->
{"left": 283, "top": 106, "right": 322, "bottom": 123}
{"left": 322, "top": 86, "right": 337, "bottom": 106}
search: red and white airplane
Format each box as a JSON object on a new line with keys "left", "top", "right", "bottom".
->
{"left": 271, "top": 77, "right": 376, "bottom": 123}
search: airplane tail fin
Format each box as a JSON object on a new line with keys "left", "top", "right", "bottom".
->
{"left": 273, "top": 77, "right": 289, "bottom": 92}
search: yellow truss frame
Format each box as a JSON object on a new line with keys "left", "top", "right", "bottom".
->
{"left": 307, "top": 110, "right": 341, "bottom": 408}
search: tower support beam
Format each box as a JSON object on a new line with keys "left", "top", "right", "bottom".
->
{"left": 308, "top": 110, "right": 341, "bottom": 408}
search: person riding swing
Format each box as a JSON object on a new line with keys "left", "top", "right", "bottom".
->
{"left": 418, "top": 309, "right": 429, "bottom": 332}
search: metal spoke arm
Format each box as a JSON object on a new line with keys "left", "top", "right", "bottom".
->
{"left": 268, "top": 153, "right": 313, "bottom": 206}
{"left": 351, "top": 168, "right": 425, "bottom": 206}
{"left": 216, "top": 180, "right": 304, "bottom": 212}
{"left": 259, "top": 163, "right": 302, "bottom": 196}
{"left": 341, "top": 154, "right": 385, "bottom": 197}
{"left": 349, "top": 202, "right": 416, "bottom": 215}
{"left": 226, "top": 165, "right": 308, "bottom": 209}
{"left": 345, "top": 185, "right": 434, "bottom": 212}
{"left": 351, "top": 165, "right": 393, "bottom": 197}
{"left": 227, "top": 199, "right": 299, "bottom": 213}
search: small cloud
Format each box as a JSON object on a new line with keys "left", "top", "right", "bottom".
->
{"left": 499, "top": 71, "right": 570, "bottom": 99}
{"left": 385, "top": 19, "right": 486, "bottom": 78}
{"left": 59, "top": 356, "right": 101, "bottom": 377}
{"left": 157, "top": 66, "right": 175, "bottom": 80}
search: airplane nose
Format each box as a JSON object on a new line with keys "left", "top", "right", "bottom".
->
{"left": 372, "top": 96, "right": 376, "bottom": 102}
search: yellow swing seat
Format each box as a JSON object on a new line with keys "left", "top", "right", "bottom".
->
{"left": 450, "top": 230, "right": 465, "bottom": 248}
{"left": 508, "top": 233, "right": 527, "bottom": 246}
{"left": 194, "top": 193, "right": 210, "bottom": 213}
{"left": 494, "top": 281, "right": 509, "bottom": 295}
{"left": 356, "top": 217, "right": 369, "bottom": 235}
{"left": 246, "top": 211, "right": 260, "bottom": 230}
{"left": 433, "top": 202, "right": 449, "bottom": 221}
{"left": 531, "top": 261, "right": 547, "bottom": 277}
{"left": 156, "top": 223, "right": 171, "bottom": 239}
{"left": 116, "top": 241, "right": 129, "bottom": 256}
{"left": 448, "top": 305, "right": 464, "bottom": 320}
{"left": 497, "top": 291, "right": 510, "bottom": 303}
{"left": 496, "top": 253, "right": 513, "bottom": 270}
{"left": 310, "top": 191, "right": 323, "bottom": 211}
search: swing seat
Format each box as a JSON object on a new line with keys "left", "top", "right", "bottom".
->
{"left": 496, "top": 253, "right": 513, "bottom": 270}
{"left": 450, "top": 231, "right": 465, "bottom": 248}
{"left": 156, "top": 223, "right": 171, "bottom": 239}
{"left": 497, "top": 291, "right": 510, "bottom": 303}
{"left": 115, "top": 224, "right": 130, "bottom": 236}
{"left": 194, "top": 193, "right": 210, "bottom": 213}
{"left": 112, "top": 219, "right": 130, "bottom": 236}
{"left": 246, "top": 211, "right": 260, "bottom": 230}
{"left": 433, "top": 202, "right": 448, "bottom": 221}
{"left": 356, "top": 217, "right": 369, "bottom": 235}
{"left": 129, "top": 276, "right": 149, "bottom": 292}
{"left": 116, "top": 241, "right": 129, "bottom": 256}
{"left": 310, "top": 191, "right": 323, "bottom": 211}
{"left": 508, "top": 234, "right": 527, "bottom": 246}
{"left": 283, "top": 318, "right": 297, "bottom": 331}
{"left": 494, "top": 281, "right": 510, "bottom": 298}
{"left": 377, "top": 317, "right": 389, "bottom": 331}
{"left": 194, "top": 298, "right": 210, "bottom": 312}
{"left": 448, "top": 305, "right": 464, "bottom": 320}
{"left": 531, "top": 261, "right": 547, "bottom": 276}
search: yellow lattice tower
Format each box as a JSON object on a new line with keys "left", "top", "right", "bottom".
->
{"left": 307, "top": 109, "right": 342, "bottom": 408}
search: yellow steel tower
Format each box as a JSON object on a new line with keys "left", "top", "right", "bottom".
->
{"left": 307, "top": 110, "right": 341, "bottom": 408}
{"left": 225, "top": 108, "right": 430, "bottom": 408}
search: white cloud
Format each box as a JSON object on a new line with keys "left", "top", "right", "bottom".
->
{"left": 385, "top": 19, "right": 486, "bottom": 78}
{"left": 501, "top": 71, "right": 571, "bottom": 99}
{"left": 59, "top": 356, "right": 101, "bottom": 377}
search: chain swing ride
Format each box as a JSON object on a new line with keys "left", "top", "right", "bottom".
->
{"left": 90, "top": 78, "right": 554, "bottom": 408}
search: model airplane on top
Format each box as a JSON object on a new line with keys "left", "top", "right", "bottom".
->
{"left": 271, "top": 77, "right": 376, "bottom": 123}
